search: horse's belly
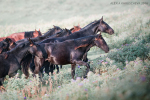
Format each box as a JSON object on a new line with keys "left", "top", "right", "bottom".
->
{"left": 47, "top": 55, "right": 70, "bottom": 65}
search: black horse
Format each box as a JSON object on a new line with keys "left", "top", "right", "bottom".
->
{"left": 26, "top": 33, "right": 109, "bottom": 79}
{"left": 0, "top": 39, "right": 45, "bottom": 86}
{"left": 30, "top": 17, "right": 114, "bottom": 75}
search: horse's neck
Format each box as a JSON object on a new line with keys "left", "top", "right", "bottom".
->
{"left": 75, "top": 22, "right": 100, "bottom": 36}
{"left": 85, "top": 43, "right": 95, "bottom": 53}
{"left": 31, "top": 30, "right": 55, "bottom": 42}
{"left": 11, "top": 46, "right": 29, "bottom": 63}
{"left": 74, "top": 36, "right": 95, "bottom": 50}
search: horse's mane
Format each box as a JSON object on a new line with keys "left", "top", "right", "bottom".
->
{"left": 80, "top": 20, "right": 99, "bottom": 30}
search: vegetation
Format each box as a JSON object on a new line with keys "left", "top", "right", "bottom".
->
{"left": 0, "top": 0, "right": 150, "bottom": 100}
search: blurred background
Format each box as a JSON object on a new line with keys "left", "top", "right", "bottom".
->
{"left": 0, "top": 0, "right": 150, "bottom": 25}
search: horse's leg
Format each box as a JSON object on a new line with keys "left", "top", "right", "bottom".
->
{"left": 71, "top": 64, "right": 76, "bottom": 79}
{"left": 56, "top": 65, "right": 59, "bottom": 73}
{"left": 49, "top": 64, "right": 54, "bottom": 75}
{"left": 43, "top": 61, "right": 50, "bottom": 75}
{"left": 0, "top": 78, "right": 3, "bottom": 86}
{"left": 0, "top": 78, "right": 6, "bottom": 91}
{"left": 38, "top": 71, "right": 43, "bottom": 82}
{"left": 73, "top": 60, "right": 90, "bottom": 78}
{"left": 34, "top": 57, "right": 44, "bottom": 74}
{"left": 82, "top": 53, "right": 88, "bottom": 62}
{"left": 60, "top": 65, "right": 62, "bottom": 69}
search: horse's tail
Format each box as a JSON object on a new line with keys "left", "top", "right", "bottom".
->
{"left": 21, "top": 53, "right": 33, "bottom": 78}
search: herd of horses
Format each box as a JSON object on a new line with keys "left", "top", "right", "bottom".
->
{"left": 0, "top": 17, "right": 114, "bottom": 86}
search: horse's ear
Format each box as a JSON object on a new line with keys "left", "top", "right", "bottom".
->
{"left": 5, "top": 38, "right": 10, "bottom": 42}
{"left": 35, "top": 29, "right": 38, "bottom": 32}
{"left": 53, "top": 25, "right": 56, "bottom": 29}
{"left": 100, "top": 16, "right": 103, "bottom": 23}
{"left": 39, "top": 28, "right": 40, "bottom": 31}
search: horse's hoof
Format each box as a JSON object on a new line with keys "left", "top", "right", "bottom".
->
{"left": 83, "top": 75, "right": 87, "bottom": 78}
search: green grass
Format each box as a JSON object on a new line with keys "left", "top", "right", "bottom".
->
{"left": 0, "top": 0, "right": 150, "bottom": 100}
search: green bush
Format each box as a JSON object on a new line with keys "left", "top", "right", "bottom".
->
{"left": 108, "top": 42, "right": 149, "bottom": 64}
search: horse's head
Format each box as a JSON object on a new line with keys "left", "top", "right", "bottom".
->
{"left": 94, "top": 33, "right": 109, "bottom": 53}
{"left": 0, "top": 38, "right": 15, "bottom": 53}
{"left": 63, "top": 28, "right": 72, "bottom": 36}
{"left": 33, "top": 29, "right": 42, "bottom": 37}
{"left": 94, "top": 16, "right": 114, "bottom": 35}
{"left": 70, "top": 25, "right": 81, "bottom": 33}
{"left": 28, "top": 38, "right": 47, "bottom": 58}
{"left": 53, "top": 25, "right": 63, "bottom": 34}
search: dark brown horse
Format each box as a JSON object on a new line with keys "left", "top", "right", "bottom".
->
{"left": 0, "top": 29, "right": 42, "bottom": 42}
{"left": 26, "top": 33, "right": 109, "bottom": 79}
{"left": 29, "top": 28, "right": 72, "bottom": 75}
{"left": 30, "top": 17, "right": 114, "bottom": 74}
{"left": 0, "top": 39, "right": 45, "bottom": 86}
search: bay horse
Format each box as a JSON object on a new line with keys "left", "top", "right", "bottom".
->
{"left": 0, "top": 39, "right": 45, "bottom": 86}
{"left": 26, "top": 33, "right": 109, "bottom": 79}
{"left": 0, "top": 29, "right": 42, "bottom": 42}
{"left": 30, "top": 16, "right": 114, "bottom": 75}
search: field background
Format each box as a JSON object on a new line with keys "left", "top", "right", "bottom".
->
{"left": 0, "top": 0, "right": 150, "bottom": 100}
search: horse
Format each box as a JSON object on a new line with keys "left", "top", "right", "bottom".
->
{"left": 0, "top": 39, "right": 45, "bottom": 86}
{"left": 25, "top": 33, "right": 109, "bottom": 79}
{"left": 29, "top": 28, "right": 72, "bottom": 75}
{"left": 30, "top": 16, "right": 114, "bottom": 75}
{"left": 0, "top": 29, "right": 42, "bottom": 42}
{"left": 70, "top": 25, "right": 81, "bottom": 33}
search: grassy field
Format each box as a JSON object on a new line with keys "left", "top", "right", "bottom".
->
{"left": 0, "top": 0, "right": 150, "bottom": 100}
